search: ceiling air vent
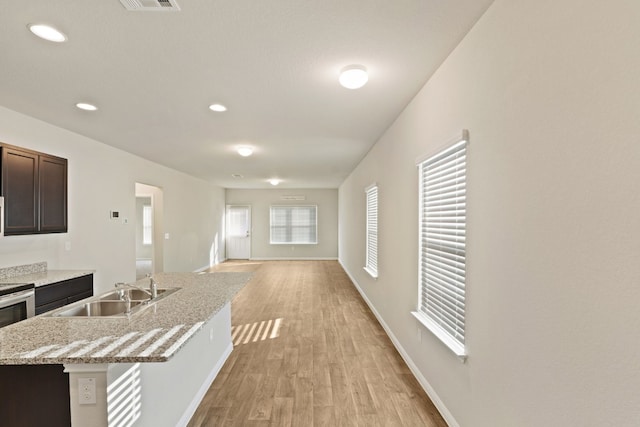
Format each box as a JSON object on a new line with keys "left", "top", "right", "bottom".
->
{"left": 280, "top": 195, "right": 306, "bottom": 201}
{"left": 119, "top": 0, "right": 180, "bottom": 11}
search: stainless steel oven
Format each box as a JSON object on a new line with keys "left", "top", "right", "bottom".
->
{"left": 0, "top": 284, "right": 35, "bottom": 328}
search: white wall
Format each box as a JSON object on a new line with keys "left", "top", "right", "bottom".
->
{"left": 0, "top": 106, "right": 226, "bottom": 295}
{"left": 225, "top": 188, "right": 338, "bottom": 260}
{"left": 339, "top": 1, "right": 640, "bottom": 426}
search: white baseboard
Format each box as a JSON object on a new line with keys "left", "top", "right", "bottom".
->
{"left": 176, "top": 342, "right": 233, "bottom": 427}
{"left": 338, "top": 259, "right": 459, "bottom": 427}
{"left": 194, "top": 258, "right": 228, "bottom": 272}
{"left": 249, "top": 257, "right": 338, "bottom": 261}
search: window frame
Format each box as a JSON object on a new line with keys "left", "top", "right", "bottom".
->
{"left": 412, "top": 130, "right": 469, "bottom": 360}
{"left": 364, "top": 183, "right": 378, "bottom": 279}
{"left": 269, "top": 205, "right": 318, "bottom": 245}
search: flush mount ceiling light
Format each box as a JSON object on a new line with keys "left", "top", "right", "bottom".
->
{"left": 231, "top": 173, "right": 243, "bottom": 179}
{"left": 269, "top": 179, "right": 281, "bottom": 186}
{"left": 237, "top": 146, "right": 253, "bottom": 157}
{"left": 209, "top": 103, "right": 227, "bottom": 112}
{"left": 76, "top": 102, "right": 98, "bottom": 111}
{"left": 28, "top": 24, "right": 67, "bottom": 43}
{"left": 339, "top": 65, "right": 368, "bottom": 89}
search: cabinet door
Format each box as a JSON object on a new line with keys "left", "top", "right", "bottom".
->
{"left": 1, "top": 146, "right": 38, "bottom": 234}
{"left": 0, "top": 365, "right": 71, "bottom": 427}
{"left": 35, "top": 274, "right": 94, "bottom": 315}
{"left": 39, "top": 154, "right": 67, "bottom": 233}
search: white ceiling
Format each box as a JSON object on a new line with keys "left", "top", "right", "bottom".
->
{"left": 0, "top": 0, "right": 493, "bottom": 189}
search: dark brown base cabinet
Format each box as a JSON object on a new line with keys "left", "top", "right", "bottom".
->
{"left": 0, "top": 143, "right": 68, "bottom": 236}
{"left": 35, "top": 274, "right": 93, "bottom": 315}
{"left": 0, "top": 364, "right": 71, "bottom": 427}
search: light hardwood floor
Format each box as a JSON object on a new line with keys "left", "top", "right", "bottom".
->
{"left": 188, "top": 260, "right": 447, "bottom": 427}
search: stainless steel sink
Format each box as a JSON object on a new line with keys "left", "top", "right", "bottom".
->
{"left": 54, "top": 300, "right": 145, "bottom": 317}
{"left": 46, "top": 287, "right": 181, "bottom": 318}
{"left": 99, "top": 287, "right": 175, "bottom": 301}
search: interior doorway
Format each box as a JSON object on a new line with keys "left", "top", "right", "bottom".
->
{"left": 226, "top": 205, "right": 251, "bottom": 259}
{"left": 135, "top": 183, "right": 164, "bottom": 279}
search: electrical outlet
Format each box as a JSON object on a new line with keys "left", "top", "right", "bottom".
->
{"left": 78, "top": 377, "right": 96, "bottom": 405}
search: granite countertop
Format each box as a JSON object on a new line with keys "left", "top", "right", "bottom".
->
{"left": 0, "top": 270, "right": 95, "bottom": 287}
{"left": 0, "top": 262, "right": 93, "bottom": 287}
{"left": 0, "top": 272, "right": 252, "bottom": 365}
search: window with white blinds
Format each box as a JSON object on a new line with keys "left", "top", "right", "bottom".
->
{"left": 270, "top": 205, "right": 318, "bottom": 244}
{"left": 364, "top": 184, "right": 378, "bottom": 278}
{"left": 412, "top": 130, "right": 468, "bottom": 359}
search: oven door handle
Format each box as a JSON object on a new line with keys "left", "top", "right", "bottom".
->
{"left": 0, "top": 290, "right": 34, "bottom": 307}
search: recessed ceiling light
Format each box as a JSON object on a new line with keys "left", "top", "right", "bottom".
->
{"left": 269, "top": 179, "right": 281, "bottom": 186}
{"left": 209, "top": 104, "right": 227, "bottom": 112}
{"left": 231, "top": 173, "right": 243, "bottom": 178}
{"left": 339, "top": 65, "right": 368, "bottom": 89}
{"left": 237, "top": 146, "right": 253, "bottom": 157}
{"left": 76, "top": 102, "right": 98, "bottom": 111}
{"left": 28, "top": 24, "right": 67, "bottom": 43}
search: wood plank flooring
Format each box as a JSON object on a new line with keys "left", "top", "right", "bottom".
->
{"left": 188, "top": 260, "right": 447, "bottom": 427}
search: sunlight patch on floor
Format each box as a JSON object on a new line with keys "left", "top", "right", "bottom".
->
{"left": 231, "top": 318, "right": 283, "bottom": 346}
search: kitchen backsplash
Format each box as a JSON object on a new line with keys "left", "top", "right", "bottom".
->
{"left": 0, "top": 262, "right": 47, "bottom": 280}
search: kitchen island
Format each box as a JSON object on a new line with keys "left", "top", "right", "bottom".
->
{"left": 0, "top": 271, "right": 251, "bottom": 427}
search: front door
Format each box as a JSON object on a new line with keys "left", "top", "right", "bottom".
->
{"left": 226, "top": 205, "right": 251, "bottom": 259}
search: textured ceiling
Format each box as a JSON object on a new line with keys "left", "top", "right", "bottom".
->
{"left": 0, "top": 0, "right": 493, "bottom": 189}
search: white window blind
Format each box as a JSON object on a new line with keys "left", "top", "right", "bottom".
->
{"left": 413, "top": 131, "right": 468, "bottom": 358}
{"left": 364, "top": 184, "right": 378, "bottom": 278}
{"left": 142, "top": 205, "right": 153, "bottom": 245}
{"left": 270, "top": 205, "right": 318, "bottom": 244}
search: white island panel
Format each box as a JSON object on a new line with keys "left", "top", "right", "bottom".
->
{"left": 66, "top": 302, "right": 232, "bottom": 427}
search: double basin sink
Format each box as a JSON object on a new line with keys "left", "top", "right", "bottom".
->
{"left": 47, "top": 287, "right": 181, "bottom": 318}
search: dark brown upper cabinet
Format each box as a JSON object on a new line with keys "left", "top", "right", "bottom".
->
{"left": 1, "top": 143, "right": 68, "bottom": 235}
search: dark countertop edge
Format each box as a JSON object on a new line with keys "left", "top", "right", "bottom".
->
{"left": 0, "top": 355, "right": 171, "bottom": 365}
{"left": 0, "top": 283, "right": 35, "bottom": 296}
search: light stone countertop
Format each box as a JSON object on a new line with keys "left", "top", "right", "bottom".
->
{"left": 0, "top": 271, "right": 252, "bottom": 365}
{"left": 0, "top": 270, "right": 95, "bottom": 287}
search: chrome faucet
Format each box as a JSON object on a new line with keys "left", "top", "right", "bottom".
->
{"left": 149, "top": 276, "right": 158, "bottom": 299}
{"left": 114, "top": 281, "right": 154, "bottom": 301}
{"left": 122, "top": 288, "right": 132, "bottom": 314}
